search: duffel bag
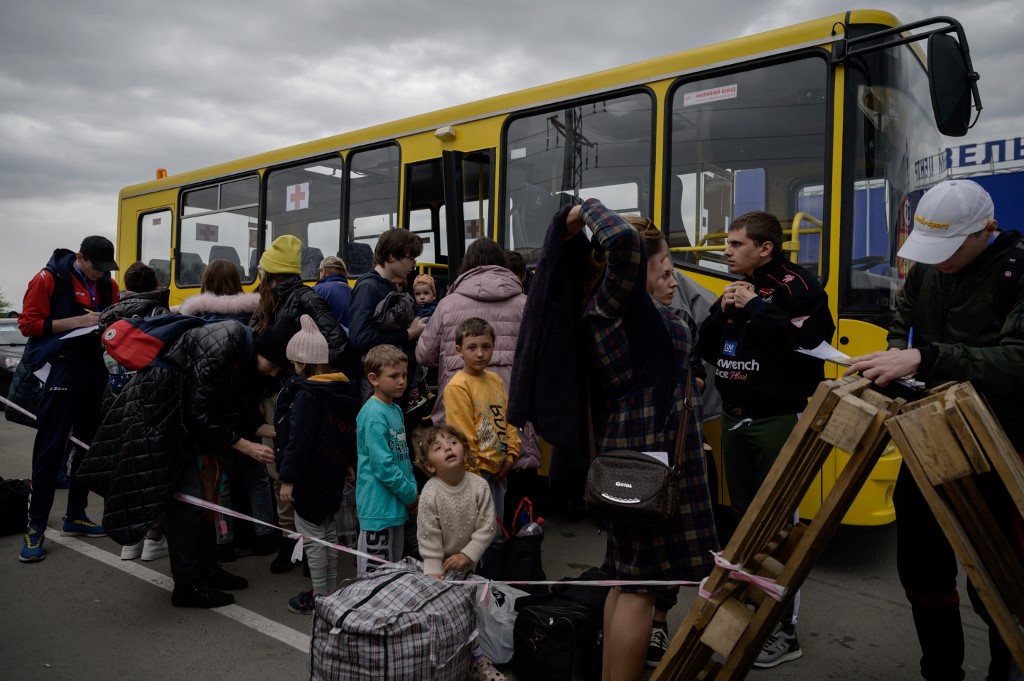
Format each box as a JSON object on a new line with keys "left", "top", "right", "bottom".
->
{"left": 310, "top": 558, "right": 476, "bottom": 681}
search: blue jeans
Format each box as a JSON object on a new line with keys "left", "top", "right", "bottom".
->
{"left": 216, "top": 450, "right": 275, "bottom": 543}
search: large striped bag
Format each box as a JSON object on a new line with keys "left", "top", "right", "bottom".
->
{"left": 310, "top": 558, "right": 476, "bottom": 680}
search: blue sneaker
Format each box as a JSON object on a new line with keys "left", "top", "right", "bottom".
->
{"left": 287, "top": 589, "right": 316, "bottom": 615}
{"left": 19, "top": 525, "right": 47, "bottom": 562}
{"left": 61, "top": 514, "right": 107, "bottom": 538}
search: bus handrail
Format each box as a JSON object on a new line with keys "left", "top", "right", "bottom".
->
{"left": 669, "top": 217, "right": 823, "bottom": 276}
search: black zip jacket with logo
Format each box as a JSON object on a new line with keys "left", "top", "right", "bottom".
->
{"left": 697, "top": 257, "right": 835, "bottom": 418}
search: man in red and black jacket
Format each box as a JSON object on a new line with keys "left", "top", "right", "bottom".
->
{"left": 697, "top": 211, "right": 834, "bottom": 668}
{"left": 17, "top": 236, "right": 119, "bottom": 562}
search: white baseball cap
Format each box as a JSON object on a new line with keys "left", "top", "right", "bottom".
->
{"left": 898, "top": 180, "right": 994, "bottom": 264}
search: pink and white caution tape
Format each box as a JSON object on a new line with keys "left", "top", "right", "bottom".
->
{"left": 175, "top": 492, "right": 708, "bottom": 590}
{"left": 697, "top": 551, "right": 786, "bottom": 602}
{"left": 0, "top": 395, "right": 90, "bottom": 450}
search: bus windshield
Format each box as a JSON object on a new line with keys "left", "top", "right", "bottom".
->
{"left": 842, "top": 38, "right": 945, "bottom": 318}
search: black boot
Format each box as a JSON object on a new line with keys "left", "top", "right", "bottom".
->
{"left": 911, "top": 604, "right": 966, "bottom": 681}
{"left": 251, "top": 533, "right": 279, "bottom": 557}
{"left": 201, "top": 564, "right": 249, "bottom": 590}
{"left": 270, "top": 539, "right": 299, "bottom": 574}
{"left": 171, "top": 582, "right": 235, "bottom": 608}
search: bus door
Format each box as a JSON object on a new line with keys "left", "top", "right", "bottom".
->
{"left": 403, "top": 149, "right": 495, "bottom": 295}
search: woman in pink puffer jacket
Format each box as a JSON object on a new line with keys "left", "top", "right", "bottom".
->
{"left": 415, "top": 239, "right": 531, "bottom": 443}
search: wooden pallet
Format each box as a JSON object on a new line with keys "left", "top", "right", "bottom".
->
{"left": 652, "top": 377, "right": 902, "bottom": 680}
{"left": 886, "top": 382, "right": 1024, "bottom": 672}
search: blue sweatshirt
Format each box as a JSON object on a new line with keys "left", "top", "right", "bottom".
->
{"left": 355, "top": 396, "right": 417, "bottom": 531}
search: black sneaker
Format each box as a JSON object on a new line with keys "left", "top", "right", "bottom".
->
{"left": 171, "top": 582, "right": 235, "bottom": 609}
{"left": 753, "top": 627, "right": 802, "bottom": 668}
{"left": 201, "top": 565, "right": 249, "bottom": 591}
{"left": 646, "top": 624, "right": 670, "bottom": 668}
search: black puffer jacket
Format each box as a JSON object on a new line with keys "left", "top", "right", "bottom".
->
{"left": 98, "top": 289, "right": 171, "bottom": 329}
{"left": 266, "top": 275, "right": 348, "bottom": 370}
{"left": 77, "top": 321, "right": 253, "bottom": 545}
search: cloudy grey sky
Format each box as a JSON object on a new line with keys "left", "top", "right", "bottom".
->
{"left": 1, "top": 0, "right": 1020, "bottom": 307}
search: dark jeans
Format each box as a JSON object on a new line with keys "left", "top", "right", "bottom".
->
{"left": 721, "top": 412, "right": 799, "bottom": 627}
{"left": 894, "top": 463, "right": 1011, "bottom": 681}
{"left": 164, "top": 457, "right": 216, "bottom": 586}
{"left": 216, "top": 451, "right": 276, "bottom": 543}
{"left": 28, "top": 363, "right": 106, "bottom": 527}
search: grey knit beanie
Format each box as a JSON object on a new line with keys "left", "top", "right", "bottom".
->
{"left": 286, "top": 314, "right": 329, "bottom": 364}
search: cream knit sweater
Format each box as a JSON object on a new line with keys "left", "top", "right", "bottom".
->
{"left": 416, "top": 472, "right": 496, "bottom": 576}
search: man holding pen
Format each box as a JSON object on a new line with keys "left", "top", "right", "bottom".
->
{"left": 846, "top": 179, "right": 1024, "bottom": 681}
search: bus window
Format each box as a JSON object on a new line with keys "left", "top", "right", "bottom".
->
{"left": 265, "top": 157, "right": 343, "bottom": 281}
{"left": 348, "top": 145, "right": 400, "bottom": 274}
{"left": 503, "top": 91, "right": 653, "bottom": 262}
{"left": 139, "top": 210, "right": 172, "bottom": 287}
{"left": 668, "top": 57, "right": 828, "bottom": 276}
{"left": 180, "top": 176, "right": 259, "bottom": 288}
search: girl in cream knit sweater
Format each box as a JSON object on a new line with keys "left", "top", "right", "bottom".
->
{"left": 414, "top": 424, "right": 496, "bottom": 578}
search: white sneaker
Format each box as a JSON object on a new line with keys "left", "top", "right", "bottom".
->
{"left": 141, "top": 536, "right": 168, "bottom": 561}
{"left": 120, "top": 540, "right": 144, "bottom": 560}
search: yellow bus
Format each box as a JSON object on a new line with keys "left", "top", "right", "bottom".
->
{"left": 116, "top": 10, "right": 980, "bottom": 526}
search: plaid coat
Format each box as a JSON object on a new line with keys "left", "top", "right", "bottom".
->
{"left": 579, "top": 199, "right": 719, "bottom": 583}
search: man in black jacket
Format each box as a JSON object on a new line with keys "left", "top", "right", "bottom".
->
{"left": 697, "top": 211, "right": 834, "bottom": 668}
{"left": 847, "top": 179, "right": 1023, "bottom": 681}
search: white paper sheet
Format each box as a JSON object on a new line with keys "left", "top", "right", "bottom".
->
{"left": 641, "top": 451, "right": 669, "bottom": 465}
{"left": 796, "top": 341, "right": 851, "bottom": 365}
{"left": 60, "top": 325, "right": 99, "bottom": 340}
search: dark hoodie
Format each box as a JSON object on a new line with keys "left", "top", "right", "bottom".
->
{"left": 275, "top": 372, "right": 361, "bottom": 524}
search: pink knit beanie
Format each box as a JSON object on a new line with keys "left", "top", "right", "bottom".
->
{"left": 286, "top": 314, "right": 329, "bottom": 364}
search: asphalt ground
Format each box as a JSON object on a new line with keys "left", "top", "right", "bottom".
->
{"left": 0, "top": 418, "right": 996, "bottom": 680}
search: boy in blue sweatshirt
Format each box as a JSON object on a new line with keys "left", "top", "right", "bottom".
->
{"left": 354, "top": 343, "right": 418, "bottom": 575}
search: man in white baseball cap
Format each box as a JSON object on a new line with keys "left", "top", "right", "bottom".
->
{"left": 896, "top": 179, "right": 996, "bottom": 271}
{"left": 847, "top": 177, "right": 1021, "bottom": 681}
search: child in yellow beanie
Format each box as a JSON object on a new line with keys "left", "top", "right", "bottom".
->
{"left": 259, "top": 235, "right": 302, "bottom": 275}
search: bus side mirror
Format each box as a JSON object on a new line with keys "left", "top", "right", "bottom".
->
{"left": 927, "top": 33, "right": 974, "bottom": 137}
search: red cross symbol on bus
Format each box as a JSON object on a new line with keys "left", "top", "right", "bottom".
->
{"left": 288, "top": 183, "right": 309, "bottom": 211}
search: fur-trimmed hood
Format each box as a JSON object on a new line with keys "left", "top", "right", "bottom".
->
{"left": 178, "top": 292, "right": 259, "bottom": 318}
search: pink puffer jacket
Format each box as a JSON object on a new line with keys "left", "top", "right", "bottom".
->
{"left": 416, "top": 265, "right": 525, "bottom": 424}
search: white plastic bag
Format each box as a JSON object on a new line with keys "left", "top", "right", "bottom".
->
{"left": 473, "top": 578, "right": 530, "bottom": 664}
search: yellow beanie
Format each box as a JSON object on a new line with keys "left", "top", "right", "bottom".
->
{"left": 259, "top": 235, "right": 302, "bottom": 275}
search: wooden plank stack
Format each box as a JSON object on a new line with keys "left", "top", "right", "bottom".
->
{"left": 886, "top": 382, "right": 1024, "bottom": 673}
{"left": 651, "top": 378, "right": 1024, "bottom": 679}
{"left": 652, "top": 376, "right": 901, "bottom": 680}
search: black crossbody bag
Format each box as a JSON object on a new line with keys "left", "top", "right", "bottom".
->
{"left": 583, "top": 387, "right": 693, "bottom": 527}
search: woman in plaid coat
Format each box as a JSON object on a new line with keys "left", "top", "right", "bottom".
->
{"left": 568, "top": 199, "right": 719, "bottom": 681}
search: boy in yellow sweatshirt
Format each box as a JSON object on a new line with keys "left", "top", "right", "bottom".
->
{"left": 442, "top": 317, "right": 520, "bottom": 527}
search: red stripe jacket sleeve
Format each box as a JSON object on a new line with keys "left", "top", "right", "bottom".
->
{"left": 19, "top": 270, "right": 57, "bottom": 337}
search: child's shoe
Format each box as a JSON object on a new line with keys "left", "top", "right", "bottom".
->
{"left": 288, "top": 589, "right": 316, "bottom": 615}
{"left": 469, "top": 654, "right": 506, "bottom": 681}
